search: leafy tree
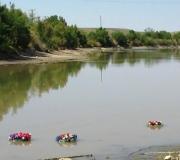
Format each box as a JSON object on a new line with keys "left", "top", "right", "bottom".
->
{"left": 158, "top": 31, "right": 172, "bottom": 39}
{"left": 111, "top": 31, "right": 127, "bottom": 46}
{"left": 173, "top": 32, "right": 180, "bottom": 44}
{"left": 87, "top": 27, "right": 110, "bottom": 47}
{"left": 0, "top": 3, "right": 30, "bottom": 53}
{"left": 46, "top": 15, "right": 67, "bottom": 27}
{"left": 86, "top": 31, "right": 98, "bottom": 47}
{"left": 127, "top": 30, "right": 136, "bottom": 41}
{"left": 76, "top": 30, "right": 87, "bottom": 47}
{"left": 142, "top": 36, "right": 156, "bottom": 46}
{"left": 151, "top": 31, "right": 159, "bottom": 39}
{"left": 52, "top": 24, "right": 67, "bottom": 48}
{"left": 144, "top": 27, "right": 155, "bottom": 37}
{"left": 11, "top": 9, "right": 31, "bottom": 48}
{"left": 158, "top": 39, "right": 169, "bottom": 46}
{"left": 64, "top": 25, "right": 79, "bottom": 49}
{"left": 95, "top": 27, "right": 110, "bottom": 46}
{"left": 35, "top": 16, "right": 86, "bottom": 49}
{"left": 127, "top": 30, "right": 142, "bottom": 46}
{"left": 0, "top": 4, "right": 14, "bottom": 49}
{"left": 37, "top": 20, "right": 54, "bottom": 48}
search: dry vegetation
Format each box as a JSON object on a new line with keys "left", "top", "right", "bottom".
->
{"left": 79, "top": 28, "right": 131, "bottom": 35}
{"left": 80, "top": 28, "right": 178, "bottom": 35}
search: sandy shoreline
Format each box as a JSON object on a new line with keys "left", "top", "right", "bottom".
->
{"left": 0, "top": 48, "right": 101, "bottom": 65}
{"left": 0, "top": 46, "right": 179, "bottom": 65}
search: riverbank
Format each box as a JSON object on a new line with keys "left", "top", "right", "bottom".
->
{"left": 0, "top": 48, "right": 100, "bottom": 65}
{"left": 0, "top": 46, "right": 179, "bottom": 65}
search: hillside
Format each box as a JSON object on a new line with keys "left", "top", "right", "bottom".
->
{"left": 79, "top": 28, "right": 131, "bottom": 35}
{"left": 79, "top": 28, "right": 179, "bottom": 35}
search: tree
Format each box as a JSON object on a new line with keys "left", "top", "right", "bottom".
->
{"left": 46, "top": 15, "right": 67, "bottom": 27}
{"left": 0, "top": 3, "right": 31, "bottom": 53}
{"left": 35, "top": 15, "right": 86, "bottom": 49}
{"left": 0, "top": 4, "right": 14, "bottom": 49}
{"left": 111, "top": 31, "right": 127, "bottom": 46}
{"left": 158, "top": 31, "right": 172, "bottom": 39}
{"left": 76, "top": 29, "right": 87, "bottom": 47}
{"left": 142, "top": 36, "right": 156, "bottom": 46}
{"left": 87, "top": 27, "right": 110, "bottom": 47}
{"left": 144, "top": 27, "right": 155, "bottom": 37}
{"left": 63, "top": 25, "right": 78, "bottom": 49}
{"left": 95, "top": 27, "right": 110, "bottom": 46}
{"left": 172, "top": 32, "right": 180, "bottom": 45}
{"left": 127, "top": 30, "right": 136, "bottom": 41}
{"left": 127, "top": 30, "right": 142, "bottom": 46}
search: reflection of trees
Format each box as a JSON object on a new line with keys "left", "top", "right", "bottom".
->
{"left": 0, "top": 66, "right": 31, "bottom": 121}
{"left": 1, "top": 49, "right": 180, "bottom": 121}
{"left": 89, "top": 52, "right": 110, "bottom": 81}
{"left": 92, "top": 49, "right": 180, "bottom": 67}
{"left": 89, "top": 52, "right": 110, "bottom": 70}
{"left": 0, "top": 62, "right": 84, "bottom": 121}
{"left": 30, "top": 62, "right": 84, "bottom": 96}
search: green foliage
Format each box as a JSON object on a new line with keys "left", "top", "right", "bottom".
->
{"left": 142, "top": 36, "right": 156, "bottom": 46}
{"left": 158, "top": 39, "right": 169, "bottom": 46}
{"left": 158, "top": 31, "right": 172, "bottom": 39}
{"left": 111, "top": 31, "right": 127, "bottom": 46}
{"left": 87, "top": 27, "right": 110, "bottom": 47}
{"left": 76, "top": 30, "right": 87, "bottom": 47}
{"left": 0, "top": 3, "right": 31, "bottom": 54}
{"left": 2, "top": 2, "right": 180, "bottom": 54}
{"left": 127, "top": 30, "right": 136, "bottom": 41}
{"left": 46, "top": 15, "right": 67, "bottom": 27}
{"left": 173, "top": 32, "right": 180, "bottom": 44}
{"left": 34, "top": 16, "right": 86, "bottom": 49}
{"left": 144, "top": 27, "right": 155, "bottom": 37}
{"left": 95, "top": 27, "right": 110, "bottom": 46}
{"left": 64, "top": 25, "right": 79, "bottom": 49}
{"left": 0, "top": 4, "right": 15, "bottom": 49}
{"left": 127, "top": 30, "right": 142, "bottom": 46}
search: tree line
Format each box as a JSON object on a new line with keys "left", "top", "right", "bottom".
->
{"left": 1, "top": 3, "right": 180, "bottom": 55}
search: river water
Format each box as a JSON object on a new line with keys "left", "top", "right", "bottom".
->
{"left": 0, "top": 49, "right": 180, "bottom": 160}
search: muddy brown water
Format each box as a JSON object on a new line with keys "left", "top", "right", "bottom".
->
{"left": 1, "top": 50, "right": 180, "bottom": 160}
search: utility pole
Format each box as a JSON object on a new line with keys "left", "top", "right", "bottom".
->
{"left": 100, "top": 15, "right": 102, "bottom": 28}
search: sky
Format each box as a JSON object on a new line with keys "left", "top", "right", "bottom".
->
{"left": 1, "top": 0, "right": 180, "bottom": 32}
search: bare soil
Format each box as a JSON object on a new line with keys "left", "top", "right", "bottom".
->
{"left": 0, "top": 48, "right": 100, "bottom": 65}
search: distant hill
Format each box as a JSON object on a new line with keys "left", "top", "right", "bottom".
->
{"left": 79, "top": 28, "right": 179, "bottom": 35}
{"left": 79, "top": 28, "right": 131, "bottom": 35}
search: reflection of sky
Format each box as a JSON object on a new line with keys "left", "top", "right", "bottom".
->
{"left": 1, "top": 51, "right": 180, "bottom": 160}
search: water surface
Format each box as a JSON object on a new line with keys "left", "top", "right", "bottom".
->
{"left": 0, "top": 49, "right": 180, "bottom": 160}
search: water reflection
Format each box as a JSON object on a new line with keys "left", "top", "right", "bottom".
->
{"left": 57, "top": 141, "right": 77, "bottom": 147}
{"left": 1, "top": 49, "right": 180, "bottom": 121}
{"left": 9, "top": 141, "right": 31, "bottom": 146}
{"left": 0, "top": 62, "right": 84, "bottom": 121}
{"left": 107, "top": 49, "right": 180, "bottom": 67}
{"left": 147, "top": 125, "right": 163, "bottom": 130}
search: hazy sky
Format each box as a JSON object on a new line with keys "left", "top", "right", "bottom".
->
{"left": 1, "top": 0, "right": 180, "bottom": 32}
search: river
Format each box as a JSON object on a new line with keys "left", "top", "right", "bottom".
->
{"left": 0, "top": 49, "right": 180, "bottom": 160}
